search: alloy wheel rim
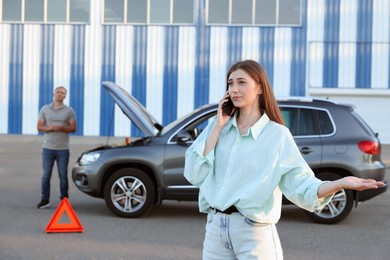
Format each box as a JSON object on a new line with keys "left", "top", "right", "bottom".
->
{"left": 110, "top": 176, "right": 147, "bottom": 213}
{"left": 314, "top": 189, "right": 347, "bottom": 219}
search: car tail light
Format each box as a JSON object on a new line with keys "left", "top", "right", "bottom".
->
{"left": 358, "top": 141, "right": 381, "bottom": 155}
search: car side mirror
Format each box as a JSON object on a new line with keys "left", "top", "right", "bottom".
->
{"left": 174, "top": 130, "right": 192, "bottom": 144}
{"left": 176, "top": 135, "right": 191, "bottom": 143}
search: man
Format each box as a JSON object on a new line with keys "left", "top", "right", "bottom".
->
{"left": 37, "top": 86, "right": 76, "bottom": 209}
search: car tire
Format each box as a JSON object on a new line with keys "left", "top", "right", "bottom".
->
{"left": 305, "top": 172, "right": 354, "bottom": 224}
{"left": 104, "top": 168, "right": 155, "bottom": 218}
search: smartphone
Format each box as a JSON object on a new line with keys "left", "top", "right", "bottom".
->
{"left": 222, "top": 97, "right": 235, "bottom": 116}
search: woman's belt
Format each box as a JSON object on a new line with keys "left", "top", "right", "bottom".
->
{"left": 211, "top": 205, "right": 239, "bottom": 214}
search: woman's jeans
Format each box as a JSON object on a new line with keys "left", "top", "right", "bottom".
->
{"left": 41, "top": 148, "right": 70, "bottom": 201}
{"left": 203, "top": 211, "right": 283, "bottom": 260}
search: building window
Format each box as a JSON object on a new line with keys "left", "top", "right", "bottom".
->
{"left": 150, "top": 0, "right": 170, "bottom": 24}
{"left": 105, "top": 0, "right": 125, "bottom": 23}
{"left": 47, "top": 0, "right": 67, "bottom": 22}
{"left": 103, "top": 0, "right": 194, "bottom": 25}
{"left": 232, "top": 0, "right": 252, "bottom": 25}
{"left": 255, "top": 0, "right": 276, "bottom": 24}
{"left": 127, "top": 0, "right": 147, "bottom": 23}
{"left": 207, "top": 0, "right": 228, "bottom": 24}
{"left": 278, "top": 0, "right": 300, "bottom": 25}
{"left": 207, "top": 0, "right": 301, "bottom": 26}
{"left": 69, "top": 0, "right": 90, "bottom": 23}
{"left": 0, "top": 0, "right": 90, "bottom": 24}
{"left": 2, "top": 0, "right": 22, "bottom": 22}
{"left": 173, "top": 0, "right": 193, "bottom": 24}
{"left": 25, "top": 0, "right": 44, "bottom": 22}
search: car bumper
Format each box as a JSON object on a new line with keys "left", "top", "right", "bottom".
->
{"left": 357, "top": 181, "right": 388, "bottom": 202}
{"left": 72, "top": 162, "right": 103, "bottom": 198}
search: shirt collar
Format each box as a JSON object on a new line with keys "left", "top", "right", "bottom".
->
{"left": 224, "top": 112, "right": 270, "bottom": 140}
{"left": 50, "top": 102, "right": 65, "bottom": 110}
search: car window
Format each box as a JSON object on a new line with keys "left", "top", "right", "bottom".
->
{"left": 297, "top": 108, "right": 319, "bottom": 136}
{"left": 280, "top": 107, "right": 298, "bottom": 135}
{"left": 280, "top": 107, "right": 319, "bottom": 136}
{"left": 318, "top": 110, "right": 334, "bottom": 135}
{"left": 171, "top": 112, "right": 217, "bottom": 142}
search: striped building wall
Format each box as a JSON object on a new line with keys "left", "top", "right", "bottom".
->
{"left": 0, "top": 0, "right": 389, "bottom": 142}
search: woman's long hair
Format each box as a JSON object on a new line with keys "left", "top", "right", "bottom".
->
{"left": 226, "top": 60, "right": 285, "bottom": 125}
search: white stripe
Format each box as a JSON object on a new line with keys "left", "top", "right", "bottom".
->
{"left": 306, "top": 0, "right": 325, "bottom": 89}
{"left": 372, "top": 0, "right": 389, "bottom": 41}
{"left": 177, "top": 27, "right": 196, "bottom": 118}
{"left": 338, "top": 0, "right": 358, "bottom": 88}
{"left": 53, "top": 25, "right": 71, "bottom": 102}
{"left": 339, "top": 0, "right": 358, "bottom": 41}
{"left": 115, "top": 26, "right": 133, "bottom": 137}
{"left": 371, "top": 0, "right": 389, "bottom": 89}
{"left": 83, "top": 0, "right": 102, "bottom": 136}
{"left": 308, "top": 42, "right": 324, "bottom": 88}
{"left": 242, "top": 27, "right": 260, "bottom": 61}
{"left": 338, "top": 42, "right": 356, "bottom": 88}
{"left": 0, "top": 25, "right": 10, "bottom": 133}
{"left": 273, "top": 28, "right": 291, "bottom": 97}
{"left": 146, "top": 26, "right": 164, "bottom": 123}
{"left": 306, "top": 0, "right": 325, "bottom": 42}
{"left": 209, "top": 27, "right": 228, "bottom": 104}
{"left": 22, "top": 25, "right": 41, "bottom": 134}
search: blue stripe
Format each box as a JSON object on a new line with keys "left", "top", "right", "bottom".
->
{"left": 39, "top": 25, "right": 55, "bottom": 110}
{"left": 227, "top": 27, "right": 242, "bottom": 70}
{"left": 8, "top": 25, "right": 24, "bottom": 134}
{"left": 290, "top": 0, "right": 307, "bottom": 96}
{"left": 162, "top": 26, "right": 179, "bottom": 125}
{"left": 323, "top": 0, "right": 340, "bottom": 88}
{"left": 356, "top": 0, "right": 373, "bottom": 88}
{"left": 258, "top": 28, "right": 275, "bottom": 86}
{"left": 100, "top": 26, "right": 116, "bottom": 136}
{"left": 70, "top": 25, "right": 85, "bottom": 136}
{"left": 131, "top": 26, "right": 148, "bottom": 137}
{"left": 194, "top": 0, "right": 210, "bottom": 109}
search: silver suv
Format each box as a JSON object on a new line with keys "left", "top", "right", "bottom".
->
{"left": 72, "top": 82, "right": 388, "bottom": 224}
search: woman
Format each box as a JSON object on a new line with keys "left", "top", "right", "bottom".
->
{"left": 184, "top": 60, "right": 384, "bottom": 259}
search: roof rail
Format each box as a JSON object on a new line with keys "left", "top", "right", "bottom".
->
{"left": 276, "top": 96, "right": 336, "bottom": 104}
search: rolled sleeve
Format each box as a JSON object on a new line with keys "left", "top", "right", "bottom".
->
{"left": 279, "top": 164, "right": 334, "bottom": 212}
{"left": 314, "top": 181, "right": 334, "bottom": 210}
{"left": 277, "top": 130, "right": 334, "bottom": 212}
{"left": 184, "top": 140, "right": 215, "bottom": 187}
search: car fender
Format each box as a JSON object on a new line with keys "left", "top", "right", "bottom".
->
{"left": 95, "top": 146, "right": 165, "bottom": 198}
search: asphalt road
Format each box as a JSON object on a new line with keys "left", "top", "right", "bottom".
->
{"left": 1, "top": 134, "right": 389, "bottom": 260}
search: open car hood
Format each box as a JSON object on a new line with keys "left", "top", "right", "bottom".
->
{"left": 102, "top": 81, "right": 161, "bottom": 137}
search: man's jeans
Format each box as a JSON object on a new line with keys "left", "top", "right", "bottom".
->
{"left": 41, "top": 148, "right": 70, "bottom": 201}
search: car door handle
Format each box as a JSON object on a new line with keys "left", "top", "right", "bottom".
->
{"left": 300, "top": 147, "right": 314, "bottom": 154}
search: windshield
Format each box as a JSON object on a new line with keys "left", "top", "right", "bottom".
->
{"left": 160, "top": 104, "right": 218, "bottom": 135}
{"left": 160, "top": 112, "right": 197, "bottom": 135}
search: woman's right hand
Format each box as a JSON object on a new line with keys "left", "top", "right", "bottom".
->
{"left": 203, "top": 92, "right": 235, "bottom": 156}
{"left": 216, "top": 91, "right": 236, "bottom": 128}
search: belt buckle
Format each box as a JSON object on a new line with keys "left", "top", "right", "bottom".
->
{"left": 212, "top": 207, "right": 217, "bottom": 214}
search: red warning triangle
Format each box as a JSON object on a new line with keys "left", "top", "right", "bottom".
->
{"left": 45, "top": 198, "right": 84, "bottom": 233}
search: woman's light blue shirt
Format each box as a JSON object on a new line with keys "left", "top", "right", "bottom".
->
{"left": 184, "top": 113, "right": 333, "bottom": 223}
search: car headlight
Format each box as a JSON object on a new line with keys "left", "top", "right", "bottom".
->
{"left": 79, "top": 152, "right": 101, "bottom": 165}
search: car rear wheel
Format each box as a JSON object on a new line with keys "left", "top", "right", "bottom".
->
{"left": 305, "top": 172, "right": 354, "bottom": 224}
{"left": 104, "top": 168, "right": 155, "bottom": 218}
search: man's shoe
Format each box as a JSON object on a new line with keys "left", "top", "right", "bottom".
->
{"left": 37, "top": 200, "right": 50, "bottom": 209}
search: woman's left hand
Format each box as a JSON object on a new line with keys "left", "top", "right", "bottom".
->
{"left": 339, "top": 176, "right": 385, "bottom": 191}
{"left": 318, "top": 176, "right": 385, "bottom": 198}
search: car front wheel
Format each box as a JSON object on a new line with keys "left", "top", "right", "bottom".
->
{"left": 104, "top": 168, "right": 155, "bottom": 218}
{"left": 305, "top": 172, "right": 354, "bottom": 224}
